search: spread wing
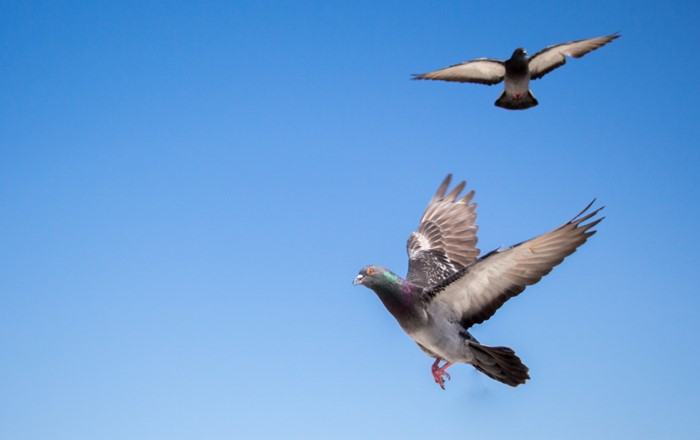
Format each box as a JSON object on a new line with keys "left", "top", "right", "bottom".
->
{"left": 406, "top": 174, "right": 480, "bottom": 287}
{"left": 423, "top": 201, "right": 603, "bottom": 329}
{"left": 528, "top": 34, "right": 620, "bottom": 80}
{"left": 412, "top": 59, "right": 506, "bottom": 85}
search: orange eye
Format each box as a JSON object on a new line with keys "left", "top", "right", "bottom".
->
{"left": 367, "top": 268, "right": 375, "bottom": 275}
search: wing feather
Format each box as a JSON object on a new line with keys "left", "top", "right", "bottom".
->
{"left": 528, "top": 34, "right": 620, "bottom": 80}
{"left": 413, "top": 59, "right": 506, "bottom": 85}
{"left": 406, "top": 175, "right": 480, "bottom": 287}
{"left": 423, "top": 201, "right": 603, "bottom": 328}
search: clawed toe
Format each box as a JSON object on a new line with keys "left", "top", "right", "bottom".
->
{"left": 434, "top": 372, "right": 450, "bottom": 389}
{"left": 431, "top": 359, "right": 454, "bottom": 390}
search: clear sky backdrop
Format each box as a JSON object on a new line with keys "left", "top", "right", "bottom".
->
{"left": 2, "top": 1, "right": 699, "bottom": 439}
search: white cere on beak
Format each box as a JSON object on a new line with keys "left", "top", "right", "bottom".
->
{"left": 353, "top": 274, "right": 364, "bottom": 285}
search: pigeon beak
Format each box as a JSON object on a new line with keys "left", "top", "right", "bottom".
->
{"left": 353, "top": 274, "right": 364, "bottom": 286}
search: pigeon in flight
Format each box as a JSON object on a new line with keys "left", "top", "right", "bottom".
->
{"left": 353, "top": 175, "right": 603, "bottom": 388}
{"left": 413, "top": 34, "right": 619, "bottom": 110}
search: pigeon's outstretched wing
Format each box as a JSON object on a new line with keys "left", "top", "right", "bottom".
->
{"left": 413, "top": 59, "right": 506, "bottom": 85}
{"left": 528, "top": 34, "right": 620, "bottom": 80}
{"left": 406, "top": 175, "right": 480, "bottom": 287}
{"left": 423, "top": 201, "right": 603, "bottom": 328}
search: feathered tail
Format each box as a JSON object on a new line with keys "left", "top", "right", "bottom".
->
{"left": 494, "top": 90, "right": 538, "bottom": 110}
{"left": 469, "top": 341, "right": 530, "bottom": 387}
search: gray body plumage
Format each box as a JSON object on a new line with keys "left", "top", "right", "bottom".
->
{"left": 413, "top": 34, "right": 619, "bottom": 110}
{"left": 354, "top": 175, "right": 603, "bottom": 388}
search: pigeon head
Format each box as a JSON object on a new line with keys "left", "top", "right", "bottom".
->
{"left": 511, "top": 48, "right": 527, "bottom": 58}
{"left": 353, "top": 265, "right": 407, "bottom": 292}
{"left": 353, "top": 265, "right": 418, "bottom": 317}
{"left": 353, "top": 265, "right": 389, "bottom": 288}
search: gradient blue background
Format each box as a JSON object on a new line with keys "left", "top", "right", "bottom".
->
{"left": 2, "top": 1, "right": 698, "bottom": 438}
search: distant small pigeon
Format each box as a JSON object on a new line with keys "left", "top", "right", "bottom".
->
{"left": 353, "top": 175, "right": 603, "bottom": 388}
{"left": 413, "top": 34, "right": 619, "bottom": 110}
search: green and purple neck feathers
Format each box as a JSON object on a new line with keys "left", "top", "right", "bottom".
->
{"left": 368, "top": 270, "right": 419, "bottom": 317}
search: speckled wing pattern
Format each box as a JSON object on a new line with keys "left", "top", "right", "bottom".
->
{"left": 406, "top": 175, "right": 480, "bottom": 287}
{"left": 423, "top": 201, "right": 604, "bottom": 329}
{"left": 412, "top": 59, "right": 506, "bottom": 85}
{"left": 528, "top": 34, "right": 620, "bottom": 80}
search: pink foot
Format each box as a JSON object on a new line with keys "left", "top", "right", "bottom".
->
{"left": 431, "top": 358, "right": 453, "bottom": 390}
{"left": 512, "top": 92, "right": 523, "bottom": 100}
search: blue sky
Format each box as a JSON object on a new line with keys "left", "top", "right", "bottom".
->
{"left": 1, "top": 1, "right": 699, "bottom": 438}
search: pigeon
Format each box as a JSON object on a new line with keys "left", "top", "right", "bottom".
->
{"left": 413, "top": 33, "right": 619, "bottom": 110}
{"left": 353, "top": 175, "right": 603, "bottom": 388}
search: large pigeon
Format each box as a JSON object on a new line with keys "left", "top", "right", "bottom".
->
{"left": 353, "top": 175, "right": 603, "bottom": 388}
{"left": 413, "top": 34, "right": 619, "bottom": 110}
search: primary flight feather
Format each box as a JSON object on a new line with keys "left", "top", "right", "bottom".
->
{"left": 353, "top": 175, "right": 603, "bottom": 388}
{"left": 413, "top": 33, "right": 620, "bottom": 110}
